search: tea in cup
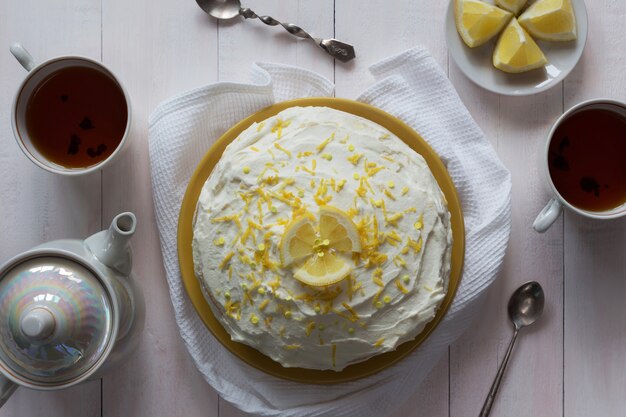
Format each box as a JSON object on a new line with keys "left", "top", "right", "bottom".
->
{"left": 10, "top": 43, "right": 131, "bottom": 175}
{"left": 533, "top": 99, "right": 626, "bottom": 232}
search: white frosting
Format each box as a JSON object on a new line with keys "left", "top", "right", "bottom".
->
{"left": 192, "top": 106, "right": 452, "bottom": 371}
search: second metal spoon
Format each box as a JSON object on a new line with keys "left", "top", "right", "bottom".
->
{"left": 479, "top": 281, "right": 545, "bottom": 417}
{"left": 196, "top": 0, "right": 356, "bottom": 62}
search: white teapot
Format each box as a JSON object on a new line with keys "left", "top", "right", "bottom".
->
{"left": 0, "top": 212, "right": 145, "bottom": 407}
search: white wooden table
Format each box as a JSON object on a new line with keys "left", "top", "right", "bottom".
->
{"left": 1, "top": 0, "right": 625, "bottom": 416}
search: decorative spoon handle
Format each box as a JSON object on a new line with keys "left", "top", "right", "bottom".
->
{"left": 479, "top": 328, "right": 519, "bottom": 417}
{"left": 239, "top": 8, "right": 355, "bottom": 62}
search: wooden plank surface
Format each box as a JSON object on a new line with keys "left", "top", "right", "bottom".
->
{"left": 0, "top": 0, "right": 102, "bottom": 415}
{"left": 98, "top": 0, "right": 220, "bottom": 416}
{"left": 0, "top": 0, "right": 625, "bottom": 416}
{"left": 563, "top": 0, "right": 626, "bottom": 415}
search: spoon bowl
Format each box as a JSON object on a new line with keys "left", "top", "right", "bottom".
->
{"left": 196, "top": 0, "right": 240, "bottom": 20}
{"left": 508, "top": 281, "right": 545, "bottom": 330}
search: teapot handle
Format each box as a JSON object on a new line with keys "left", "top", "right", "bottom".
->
{"left": 0, "top": 375, "right": 17, "bottom": 408}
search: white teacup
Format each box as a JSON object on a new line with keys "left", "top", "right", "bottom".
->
{"left": 10, "top": 43, "right": 131, "bottom": 176}
{"left": 533, "top": 98, "right": 626, "bottom": 233}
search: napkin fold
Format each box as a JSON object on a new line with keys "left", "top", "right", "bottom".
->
{"left": 149, "top": 47, "right": 511, "bottom": 417}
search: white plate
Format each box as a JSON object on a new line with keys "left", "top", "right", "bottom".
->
{"left": 445, "top": 0, "right": 588, "bottom": 96}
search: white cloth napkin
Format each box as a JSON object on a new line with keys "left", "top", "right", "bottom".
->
{"left": 149, "top": 47, "right": 511, "bottom": 417}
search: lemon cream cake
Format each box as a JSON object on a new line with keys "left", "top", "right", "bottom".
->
{"left": 192, "top": 106, "right": 452, "bottom": 371}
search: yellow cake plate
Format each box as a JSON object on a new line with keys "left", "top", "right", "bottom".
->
{"left": 178, "top": 97, "right": 465, "bottom": 384}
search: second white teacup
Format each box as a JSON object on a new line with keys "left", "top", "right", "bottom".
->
{"left": 533, "top": 98, "right": 626, "bottom": 233}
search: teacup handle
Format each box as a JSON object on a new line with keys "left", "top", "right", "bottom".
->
{"left": 533, "top": 198, "right": 563, "bottom": 233}
{"left": 10, "top": 43, "right": 37, "bottom": 71}
{"left": 0, "top": 375, "right": 17, "bottom": 408}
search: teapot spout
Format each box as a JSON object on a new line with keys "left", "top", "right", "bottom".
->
{"left": 86, "top": 212, "right": 136, "bottom": 276}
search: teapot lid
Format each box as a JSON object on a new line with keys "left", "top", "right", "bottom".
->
{"left": 0, "top": 256, "right": 114, "bottom": 386}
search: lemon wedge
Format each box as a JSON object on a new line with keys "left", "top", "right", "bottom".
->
{"left": 495, "top": 0, "right": 527, "bottom": 14}
{"left": 279, "top": 207, "right": 360, "bottom": 286}
{"left": 493, "top": 18, "right": 548, "bottom": 73}
{"left": 518, "top": 0, "right": 577, "bottom": 41}
{"left": 455, "top": 0, "right": 513, "bottom": 48}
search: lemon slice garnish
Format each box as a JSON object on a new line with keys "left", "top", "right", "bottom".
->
{"left": 295, "top": 252, "right": 353, "bottom": 287}
{"left": 518, "top": 0, "right": 577, "bottom": 41}
{"left": 493, "top": 18, "right": 548, "bottom": 73}
{"left": 279, "top": 207, "right": 361, "bottom": 287}
{"left": 455, "top": 0, "right": 513, "bottom": 48}
{"left": 279, "top": 213, "right": 317, "bottom": 266}
{"left": 318, "top": 206, "right": 361, "bottom": 254}
{"left": 495, "top": 0, "right": 528, "bottom": 14}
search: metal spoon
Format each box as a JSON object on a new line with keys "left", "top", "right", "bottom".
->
{"left": 195, "top": 0, "right": 356, "bottom": 62}
{"left": 479, "top": 281, "right": 545, "bottom": 417}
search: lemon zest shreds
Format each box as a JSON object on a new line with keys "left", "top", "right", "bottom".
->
{"left": 284, "top": 344, "right": 302, "bottom": 350}
{"left": 386, "top": 212, "right": 404, "bottom": 226}
{"left": 396, "top": 279, "right": 409, "bottom": 294}
{"left": 268, "top": 149, "right": 276, "bottom": 160}
{"left": 213, "top": 237, "right": 225, "bottom": 246}
{"left": 271, "top": 118, "right": 291, "bottom": 139}
{"left": 211, "top": 214, "right": 242, "bottom": 231}
{"left": 219, "top": 252, "right": 234, "bottom": 270}
{"left": 316, "top": 133, "right": 335, "bottom": 153}
{"left": 329, "top": 308, "right": 353, "bottom": 323}
{"left": 268, "top": 278, "right": 281, "bottom": 293}
{"left": 297, "top": 151, "right": 313, "bottom": 158}
{"left": 372, "top": 267, "right": 384, "bottom": 287}
{"left": 374, "top": 338, "right": 385, "bottom": 347}
{"left": 243, "top": 290, "right": 254, "bottom": 306}
{"left": 367, "top": 165, "right": 385, "bottom": 177}
{"left": 384, "top": 189, "right": 396, "bottom": 201}
{"left": 384, "top": 236, "right": 399, "bottom": 247}
{"left": 250, "top": 146, "right": 259, "bottom": 152}
{"left": 259, "top": 299, "right": 270, "bottom": 311}
{"left": 305, "top": 322, "right": 316, "bottom": 336}
{"left": 274, "top": 142, "right": 292, "bottom": 158}
{"left": 321, "top": 153, "right": 332, "bottom": 161}
{"left": 256, "top": 122, "right": 265, "bottom": 132}
{"left": 401, "top": 186, "right": 409, "bottom": 196}
{"left": 407, "top": 237, "right": 423, "bottom": 254}
{"left": 342, "top": 302, "right": 360, "bottom": 321}
{"left": 387, "top": 230, "right": 402, "bottom": 242}
{"left": 393, "top": 255, "right": 407, "bottom": 267}
{"left": 225, "top": 300, "right": 241, "bottom": 320}
{"left": 347, "top": 153, "right": 363, "bottom": 166}
{"left": 299, "top": 164, "right": 315, "bottom": 176}
{"left": 356, "top": 178, "right": 368, "bottom": 198}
